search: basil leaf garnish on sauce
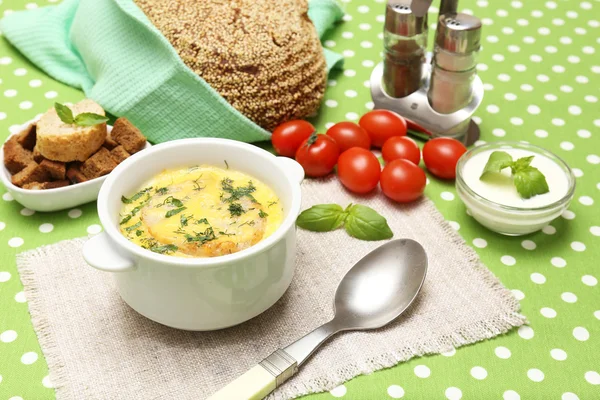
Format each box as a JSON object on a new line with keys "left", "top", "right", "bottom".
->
{"left": 480, "top": 151, "right": 550, "bottom": 199}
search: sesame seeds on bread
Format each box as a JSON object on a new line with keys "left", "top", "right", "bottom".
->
{"left": 36, "top": 99, "right": 108, "bottom": 162}
{"left": 134, "top": 0, "right": 327, "bottom": 131}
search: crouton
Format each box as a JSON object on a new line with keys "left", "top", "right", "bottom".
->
{"left": 39, "top": 159, "right": 66, "bottom": 180}
{"left": 46, "top": 179, "right": 70, "bottom": 189}
{"left": 66, "top": 164, "right": 88, "bottom": 183}
{"left": 81, "top": 147, "right": 117, "bottom": 179}
{"left": 102, "top": 135, "right": 120, "bottom": 150}
{"left": 3, "top": 137, "right": 34, "bottom": 174}
{"left": 4, "top": 135, "right": 18, "bottom": 147}
{"left": 16, "top": 123, "right": 37, "bottom": 151}
{"left": 32, "top": 145, "right": 45, "bottom": 163}
{"left": 111, "top": 118, "right": 146, "bottom": 154}
{"left": 110, "top": 146, "right": 130, "bottom": 164}
{"left": 11, "top": 162, "right": 51, "bottom": 187}
{"left": 36, "top": 99, "right": 107, "bottom": 162}
{"left": 22, "top": 180, "right": 70, "bottom": 190}
{"left": 21, "top": 182, "right": 43, "bottom": 190}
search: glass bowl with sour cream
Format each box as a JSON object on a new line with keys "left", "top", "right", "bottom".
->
{"left": 456, "top": 141, "right": 575, "bottom": 236}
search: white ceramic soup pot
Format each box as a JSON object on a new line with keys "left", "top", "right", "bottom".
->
{"left": 83, "top": 138, "right": 304, "bottom": 331}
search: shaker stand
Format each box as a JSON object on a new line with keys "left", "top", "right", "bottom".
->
{"left": 369, "top": 62, "right": 484, "bottom": 146}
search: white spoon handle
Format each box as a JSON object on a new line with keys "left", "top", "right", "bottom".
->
{"left": 206, "top": 364, "right": 276, "bottom": 400}
{"left": 207, "top": 350, "right": 297, "bottom": 400}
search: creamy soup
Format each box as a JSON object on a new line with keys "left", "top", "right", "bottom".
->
{"left": 119, "top": 165, "right": 283, "bottom": 258}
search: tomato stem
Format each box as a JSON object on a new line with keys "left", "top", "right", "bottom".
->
{"left": 306, "top": 131, "right": 318, "bottom": 146}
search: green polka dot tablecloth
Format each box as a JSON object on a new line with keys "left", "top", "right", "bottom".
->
{"left": 0, "top": 0, "right": 599, "bottom": 399}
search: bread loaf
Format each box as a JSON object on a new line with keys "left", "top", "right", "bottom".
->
{"left": 36, "top": 99, "right": 107, "bottom": 162}
{"left": 134, "top": 0, "right": 327, "bottom": 131}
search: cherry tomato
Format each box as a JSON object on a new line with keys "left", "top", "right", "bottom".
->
{"left": 295, "top": 133, "right": 340, "bottom": 177}
{"left": 337, "top": 148, "right": 381, "bottom": 194}
{"left": 381, "top": 136, "right": 421, "bottom": 165}
{"left": 422, "top": 137, "right": 467, "bottom": 179}
{"left": 359, "top": 110, "right": 407, "bottom": 148}
{"left": 271, "top": 120, "right": 315, "bottom": 157}
{"left": 380, "top": 159, "right": 426, "bottom": 203}
{"left": 326, "top": 122, "right": 371, "bottom": 153}
{"left": 406, "top": 119, "right": 432, "bottom": 137}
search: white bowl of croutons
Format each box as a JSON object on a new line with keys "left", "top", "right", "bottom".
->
{"left": 1, "top": 101, "right": 151, "bottom": 212}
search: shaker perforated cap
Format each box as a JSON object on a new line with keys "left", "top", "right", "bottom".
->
{"left": 435, "top": 13, "right": 482, "bottom": 53}
{"left": 385, "top": 0, "right": 428, "bottom": 37}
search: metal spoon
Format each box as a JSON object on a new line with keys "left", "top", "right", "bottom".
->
{"left": 208, "top": 239, "right": 428, "bottom": 400}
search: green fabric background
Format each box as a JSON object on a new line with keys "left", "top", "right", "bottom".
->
{"left": 0, "top": 0, "right": 344, "bottom": 145}
{"left": 0, "top": 0, "right": 598, "bottom": 399}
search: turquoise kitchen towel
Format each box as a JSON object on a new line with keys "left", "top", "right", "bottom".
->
{"left": 0, "top": 0, "right": 344, "bottom": 144}
{"left": 308, "top": 0, "right": 345, "bottom": 71}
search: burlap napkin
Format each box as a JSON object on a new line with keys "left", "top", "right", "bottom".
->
{"left": 17, "top": 177, "right": 525, "bottom": 400}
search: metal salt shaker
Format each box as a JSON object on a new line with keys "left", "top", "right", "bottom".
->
{"left": 383, "top": 0, "right": 428, "bottom": 98}
{"left": 428, "top": 13, "right": 482, "bottom": 114}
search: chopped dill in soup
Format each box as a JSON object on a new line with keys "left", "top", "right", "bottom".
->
{"left": 119, "top": 165, "right": 283, "bottom": 258}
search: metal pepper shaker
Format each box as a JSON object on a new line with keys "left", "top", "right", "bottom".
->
{"left": 383, "top": 0, "right": 428, "bottom": 98}
{"left": 428, "top": 13, "right": 482, "bottom": 114}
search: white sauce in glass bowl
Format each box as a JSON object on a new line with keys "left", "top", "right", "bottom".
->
{"left": 462, "top": 148, "right": 570, "bottom": 208}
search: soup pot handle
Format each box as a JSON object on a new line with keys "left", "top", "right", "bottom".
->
{"left": 276, "top": 157, "right": 304, "bottom": 185}
{"left": 83, "top": 232, "right": 136, "bottom": 272}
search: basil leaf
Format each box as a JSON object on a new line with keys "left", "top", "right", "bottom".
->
{"left": 344, "top": 204, "right": 393, "bottom": 241}
{"left": 73, "top": 112, "right": 109, "bottom": 127}
{"left": 480, "top": 151, "right": 551, "bottom": 200}
{"left": 512, "top": 155, "right": 534, "bottom": 172}
{"left": 121, "top": 187, "right": 152, "bottom": 204}
{"left": 180, "top": 214, "right": 190, "bottom": 227}
{"left": 125, "top": 221, "right": 142, "bottom": 232}
{"left": 296, "top": 204, "right": 347, "bottom": 232}
{"left": 150, "top": 244, "right": 178, "bottom": 254}
{"left": 513, "top": 166, "right": 550, "bottom": 199}
{"left": 54, "top": 102, "right": 74, "bottom": 124}
{"left": 131, "top": 205, "right": 144, "bottom": 216}
{"left": 184, "top": 227, "right": 216, "bottom": 244}
{"left": 168, "top": 197, "right": 183, "bottom": 207}
{"left": 165, "top": 207, "right": 186, "bottom": 218}
{"left": 480, "top": 151, "right": 514, "bottom": 180}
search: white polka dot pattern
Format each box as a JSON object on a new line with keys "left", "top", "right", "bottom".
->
{"left": 0, "top": 0, "right": 598, "bottom": 399}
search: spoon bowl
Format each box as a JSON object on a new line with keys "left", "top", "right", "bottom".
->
{"left": 208, "top": 239, "right": 428, "bottom": 400}
{"left": 334, "top": 239, "right": 428, "bottom": 330}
